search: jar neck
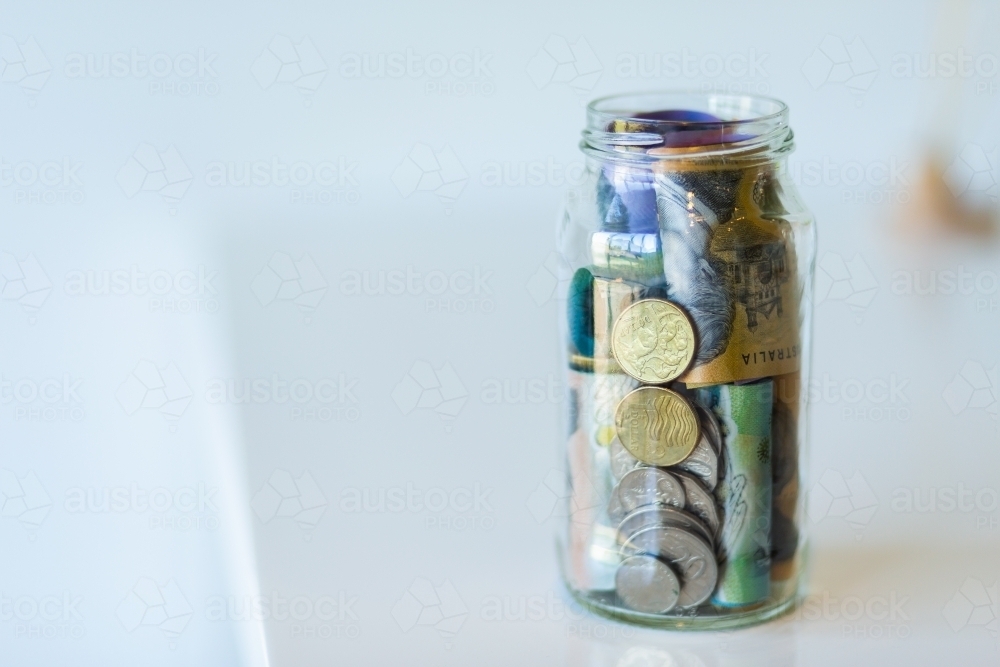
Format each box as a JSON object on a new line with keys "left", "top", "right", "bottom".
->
{"left": 580, "top": 92, "right": 795, "bottom": 168}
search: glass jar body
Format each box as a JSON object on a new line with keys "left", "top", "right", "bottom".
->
{"left": 557, "top": 93, "right": 815, "bottom": 629}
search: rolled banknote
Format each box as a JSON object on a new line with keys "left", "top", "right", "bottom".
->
{"left": 654, "top": 165, "right": 743, "bottom": 366}
{"left": 696, "top": 380, "right": 773, "bottom": 608}
{"left": 590, "top": 232, "right": 665, "bottom": 284}
{"left": 580, "top": 370, "right": 640, "bottom": 451}
{"left": 566, "top": 370, "right": 626, "bottom": 591}
{"left": 607, "top": 109, "right": 750, "bottom": 148}
{"left": 567, "top": 267, "right": 595, "bottom": 358}
{"left": 566, "top": 428, "right": 619, "bottom": 591}
{"left": 770, "top": 372, "right": 801, "bottom": 585}
{"left": 592, "top": 276, "right": 648, "bottom": 366}
{"left": 655, "top": 164, "right": 801, "bottom": 386}
{"left": 597, "top": 165, "right": 658, "bottom": 234}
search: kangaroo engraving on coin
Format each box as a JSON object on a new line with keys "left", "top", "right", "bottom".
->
{"left": 612, "top": 299, "right": 696, "bottom": 384}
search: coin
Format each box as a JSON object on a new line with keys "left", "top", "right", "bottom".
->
{"left": 615, "top": 387, "right": 700, "bottom": 466}
{"left": 611, "top": 299, "right": 696, "bottom": 384}
{"left": 673, "top": 431, "right": 719, "bottom": 491}
{"left": 617, "top": 467, "right": 686, "bottom": 515}
{"left": 615, "top": 554, "right": 681, "bottom": 614}
{"left": 672, "top": 471, "right": 721, "bottom": 537}
{"left": 621, "top": 526, "right": 719, "bottom": 608}
{"left": 609, "top": 437, "right": 641, "bottom": 481}
{"left": 616, "top": 504, "right": 714, "bottom": 547}
{"left": 697, "top": 406, "right": 722, "bottom": 453}
{"left": 607, "top": 488, "right": 627, "bottom": 524}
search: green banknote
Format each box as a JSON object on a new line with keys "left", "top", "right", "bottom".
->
{"left": 697, "top": 380, "right": 773, "bottom": 607}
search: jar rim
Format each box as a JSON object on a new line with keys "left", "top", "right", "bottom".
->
{"left": 582, "top": 90, "right": 792, "bottom": 163}
{"left": 587, "top": 91, "right": 788, "bottom": 127}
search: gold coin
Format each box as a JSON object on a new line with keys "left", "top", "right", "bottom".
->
{"left": 614, "top": 387, "right": 700, "bottom": 467}
{"left": 611, "top": 299, "right": 696, "bottom": 384}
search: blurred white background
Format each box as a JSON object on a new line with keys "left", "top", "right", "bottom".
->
{"left": 1, "top": 1, "right": 998, "bottom": 665}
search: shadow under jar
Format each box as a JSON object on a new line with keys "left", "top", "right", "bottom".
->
{"left": 558, "top": 92, "right": 815, "bottom": 629}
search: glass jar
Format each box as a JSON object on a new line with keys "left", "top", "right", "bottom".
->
{"left": 558, "top": 92, "right": 815, "bottom": 629}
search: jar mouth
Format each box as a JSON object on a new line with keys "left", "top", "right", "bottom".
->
{"left": 582, "top": 91, "right": 792, "bottom": 163}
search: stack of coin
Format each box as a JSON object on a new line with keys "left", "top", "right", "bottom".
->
{"left": 611, "top": 486, "right": 720, "bottom": 614}
{"left": 599, "top": 298, "right": 728, "bottom": 612}
{"left": 619, "top": 524, "right": 719, "bottom": 611}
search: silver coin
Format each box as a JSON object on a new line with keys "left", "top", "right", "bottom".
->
{"left": 673, "top": 432, "right": 719, "bottom": 490}
{"left": 609, "top": 437, "right": 641, "bottom": 481}
{"left": 621, "top": 526, "right": 718, "bottom": 608}
{"left": 617, "top": 467, "right": 685, "bottom": 515}
{"left": 697, "top": 406, "right": 721, "bottom": 453}
{"left": 672, "top": 470, "right": 721, "bottom": 537}
{"left": 616, "top": 504, "right": 714, "bottom": 547}
{"left": 615, "top": 554, "right": 681, "bottom": 614}
{"left": 607, "top": 487, "right": 627, "bottom": 524}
